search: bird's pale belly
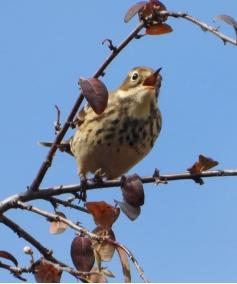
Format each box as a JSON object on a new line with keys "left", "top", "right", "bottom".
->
{"left": 71, "top": 115, "right": 161, "bottom": 179}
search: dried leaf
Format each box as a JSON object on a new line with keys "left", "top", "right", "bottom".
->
{"left": 88, "top": 267, "right": 108, "bottom": 283}
{"left": 215, "top": 15, "right": 237, "bottom": 40}
{"left": 146, "top": 23, "right": 173, "bottom": 35}
{"left": 71, "top": 235, "right": 95, "bottom": 272}
{"left": 124, "top": 1, "right": 147, "bottom": 23}
{"left": 86, "top": 201, "right": 120, "bottom": 229}
{"left": 0, "top": 250, "right": 18, "bottom": 266}
{"left": 79, "top": 77, "right": 109, "bottom": 115}
{"left": 49, "top": 211, "right": 68, "bottom": 234}
{"left": 92, "top": 227, "right": 116, "bottom": 262}
{"left": 121, "top": 174, "right": 144, "bottom": 207}
{"left": 187, "top": 154, "right": 219, "bottom": 174}
{"left": 33, "top": 258, "right": 62, "bottom": 283}
{"left": 116, "top": 246, "right": 131, "bottom": 283}
{"left": 114, "top": 200, "right": 141, "bottom": 221}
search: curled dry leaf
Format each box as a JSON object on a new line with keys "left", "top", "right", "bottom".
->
{"left": 70, "top": 235, "right": 95, "bottom": 272}
{"left": 121, "top": 174, "right": 144, "bottom": 207}
{"left": 187, "top": 154, "right": 219, "bottom": 175}
{"left": 215, "top": 15, "right": 237, "bottom": 41}
{"left": 33, "top": 258, "right": 62, "bottom": 283}
{"left": 116, "top": 246, "right": 131, "bottom": 283}
{"left": 92, "top": 226, "right": 116, "bottom": 262}
{"left": 79, "top": 77, "right": 109, "bottom": 115}
{"left": 85, "top": 201, "right": 120, "bottom": 229}
{"left": 114, "top": 200, "right": 141, "bottom": 221}
{"left": 49, "top": 211, "right": 68, "bottom": 234}
{"left": 0, "top": 250, "right": 18, "bottom": 266}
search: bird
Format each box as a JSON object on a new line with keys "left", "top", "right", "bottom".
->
{"left": 41, "top": 66, "right": 163, "bottom": 187}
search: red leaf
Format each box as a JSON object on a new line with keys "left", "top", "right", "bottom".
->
{"left": 86, "top": 201, "right": 120, "bottom": 229}
{"left": 121, "top": 174, "right": 144, "bottom": 207}
{"left": 70, "top": 235, "right": 95, "bottom": 272}
{"left": 124, "top": 1, "right": 147, "bottom": 23}
{"left": 0, "top": 250, "right": 18, "bottom": 266}
{"left": 187, "top": 154, "right": 219, "bottom": 174}
{"left": 79, "top": 77, "right": 109, "bottom": 115}
{"left": 146, "top": 23, "right": 173, "bottom": 35}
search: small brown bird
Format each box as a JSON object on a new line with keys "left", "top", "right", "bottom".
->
{"left": 41, "top": 66, "right": 162, "bottom": 181}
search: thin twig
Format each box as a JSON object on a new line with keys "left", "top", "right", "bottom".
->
{"left": 47, "top": 196, "right": 89, "bottom": 214}
{"left": 0, "top": 261, "right": 28, "bottom": 281}
{"left": 161, "top": 11, "right": 237, "bottom": 46}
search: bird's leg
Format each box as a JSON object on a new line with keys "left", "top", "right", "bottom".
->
{"left": 79, "top": 173, "right": 87, "bottom": 202}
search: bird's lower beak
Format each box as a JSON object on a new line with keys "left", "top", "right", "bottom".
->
{"left": 143, "top": 67, "right": 162, "bottom": 87}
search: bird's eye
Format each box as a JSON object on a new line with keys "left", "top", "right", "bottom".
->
{"left": 131, "top": 72, "right": 139, "bottom": 81}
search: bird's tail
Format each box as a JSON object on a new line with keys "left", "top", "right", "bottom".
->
{"left": 38, "top": 140, "right": 73, "bottom": 156}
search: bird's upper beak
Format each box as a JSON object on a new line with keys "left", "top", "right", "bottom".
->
{"left": 143, "top": 67, "right": 162, "bottom": 87}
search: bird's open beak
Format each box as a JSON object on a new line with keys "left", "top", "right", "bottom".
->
{"left": 143, "top": 67, "right": 162, "bottom": 87}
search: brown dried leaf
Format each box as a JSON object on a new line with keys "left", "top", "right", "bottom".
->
{"left": 70, "top": 235, "right": 95, "bottom": 272}
{"left": 0, "top": 250, "right": 18, "bottom": 266}
{"left": 187, "top": 154, "right": 219, "bottom": 174}
{"left": 215, "top": 15, "right": 237, "bottom": 41}
{"left": 116, "top": 246, "right": 131, "bottom": 283}
{"left": 114, "top": 200, "right": 141, "bottom": 221}
{"left": 49, "top": 211, "right": 68, "bottom": 234}
{"left": 79, "top": 77, "right": 109, "bottom": 115}
{"left": 85, "top": 201, "right": 120, "bottom": 229}
{"left": 124, "top": 1, "right": 147, "bottom": 23}
{"left": 121, "top": 174, "right": 144, "bottom": 207}
{"left": 33, "top": 258, "right": 62, "bottom": 283}
{"left": 146, "top": 23, "right": 173, "bottom": 35}
{"left": 92, "top": 227, "right": 116, "bottom": 262}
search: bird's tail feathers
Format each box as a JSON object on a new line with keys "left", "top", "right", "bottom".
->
{"left": 38, "top": 140, "right": 73, "bottom": 156}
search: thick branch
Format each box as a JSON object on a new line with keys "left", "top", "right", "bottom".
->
{"left": 1, "top": 169, "right": 237, "bottom": 215}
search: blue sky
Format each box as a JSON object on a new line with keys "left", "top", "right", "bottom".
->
{"left": 1, "top": 0, "right": 237, "bottom": 282}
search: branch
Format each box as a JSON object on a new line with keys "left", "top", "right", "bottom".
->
{"left": 0, "top": 261, "right": 28, "bottom": 282}
{"left": 162, "top": 11, "right": 237, "bottom": 46}
{"left": 0, "top": 214, "right": 59, "bottom": 263}
{"left": 0, "top": 215, "right": 101, "bottom": 281}
{"left": 47, "top": 196, "right": 89, "bottom": 214}
{"left": 1, "top": 169, "right": 237, "bottom": 215}
{"left": 15, "top": 201, "right": 149, "bottom": 282}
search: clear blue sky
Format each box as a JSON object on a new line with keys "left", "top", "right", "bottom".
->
{"left": 1, "top": 0, "right": 237, "bottom": 282}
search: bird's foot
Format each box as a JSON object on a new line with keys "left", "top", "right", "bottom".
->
{"left": 79, "top": 174, "right": 87, "bottom": 202}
